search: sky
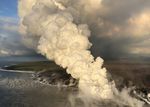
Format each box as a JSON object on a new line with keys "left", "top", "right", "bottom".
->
{"left": 0, "top": 0, "right": 150, "bottom": 60}
{"left": 0, "top": 0, "right": 18, "bottom": 18}
{"left": 0, "top": 0, "right": 36, "bottom": 57}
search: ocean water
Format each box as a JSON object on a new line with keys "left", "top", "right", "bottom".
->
{"left": 0, "top": 59, "right": 84, "bottom": 107}
{"left": 0, "top": 61, "right": 149, "bottom": 107}
{"left": 0, "top": 69, "right": 75, "bottom": 107}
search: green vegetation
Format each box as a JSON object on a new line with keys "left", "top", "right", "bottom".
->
{"left": 3, "top": 60, "right": 150, "bottom": 89}
{"left": 4, "top": 61, "right": 63, "bottom": 72}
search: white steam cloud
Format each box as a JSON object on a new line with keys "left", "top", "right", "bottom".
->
{"left": 18, "top": 0, "right": 144, "bottom": 106}
{"left": 19, "top": 0, "right": 114, "bottom": 99}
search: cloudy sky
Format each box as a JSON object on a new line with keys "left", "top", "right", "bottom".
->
{"left": 0, "top": 0, "right": 35, "bottom": 56}
{"left": 0, "top": 0, "right": 150, "bottom": 60}
{"left": 89, "top": 0, "right": 150, "bottom": 59}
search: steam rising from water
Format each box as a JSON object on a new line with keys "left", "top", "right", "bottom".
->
{"left": 18, "top": 0, "right": 114, "bottom": 99}
{"left": 18, "top": 0, "right": 144, "bottom": 106}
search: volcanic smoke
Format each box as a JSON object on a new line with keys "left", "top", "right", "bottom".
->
{"left": 18, "top": 0, "right": 144, "bottom": 106}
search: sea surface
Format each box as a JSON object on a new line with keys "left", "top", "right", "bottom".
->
{"left": 0, "top": 69, "right": 77, "bottom": 107}
{"left": 0, "top": 60, "right": 77, "bottom": 107}
{"left": 0, "top": 61, "right": 149, "bottom": 107}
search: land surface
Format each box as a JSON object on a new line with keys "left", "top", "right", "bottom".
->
{"left": 105, "top": 61, "right": 150, "bottom": 90}
{"left": 3, "top": 61, "right": 62, "bottom": 72}
{"left": 3, "top": 61, "right": 150, "bottom": 90}
{"left": 3, "top": 61, "right": 78, "bottom": 86}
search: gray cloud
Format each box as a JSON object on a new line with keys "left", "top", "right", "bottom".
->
{"left": 87, "top": 0, "right": 150, "bottom": 59}
{"left": 0, "top": 16, "right": 35, "bottom": 56}
{"left": 18, "top": 0, "right": 150, "bottom": 60}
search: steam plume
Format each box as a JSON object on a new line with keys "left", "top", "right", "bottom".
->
{"left": 18, "top": 0, "right": 115, "bottom": 99}
{"left": 18, "top": 0, "right": 144, "bottom": 106}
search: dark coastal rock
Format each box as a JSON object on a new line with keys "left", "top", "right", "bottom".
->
{"left": 2, "top": 61, "right": 79, "bottom": 87}
{"left": 32, "top": 70, "right": 78, "bottom": 87}
{"left": 143, "top": 75, "right": 150, "bottom": 90}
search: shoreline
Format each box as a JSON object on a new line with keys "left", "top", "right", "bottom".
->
{"left": 0, "top": 68, "right": 34, "bottom": 74}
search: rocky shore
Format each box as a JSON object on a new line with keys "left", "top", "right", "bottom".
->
{"left": 32, "top": 70, "right": 78, "bottom": 87}
{"left": 3, "top": 61, "right": 150, "bottom": 88}
{"left": 3, "top": 61, "right": 150, "bottom": 90}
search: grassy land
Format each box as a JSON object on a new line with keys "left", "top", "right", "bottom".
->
{"left": 4, "top": 61, "right": 63, "bottom": 72}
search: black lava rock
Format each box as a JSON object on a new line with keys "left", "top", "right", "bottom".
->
{"left": 33, "top": 70, "right": 78, "bottom": 87}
